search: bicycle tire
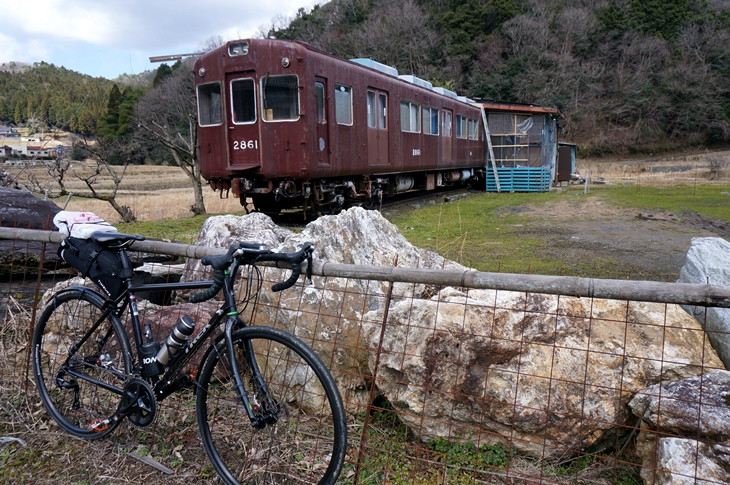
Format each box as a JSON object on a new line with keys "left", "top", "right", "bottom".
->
{"left": 196, "top": 326, "right": 347, "bottom": 485}
{"left": 32, "top": 287, "right": 133, "bottom": 439}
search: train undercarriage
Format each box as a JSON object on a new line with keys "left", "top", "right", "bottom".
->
{"left": 226, "top": 168, "right": 485, "bottom": 218}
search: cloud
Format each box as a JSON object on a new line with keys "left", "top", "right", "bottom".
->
{"left": 3, "top": 1, "right": 115, "bottom": 45}
{"left": 4, "top": 0, "right": 314, "bottom": 48}
{"left": 0, "top": 0, "right": 322, "bottom": 77}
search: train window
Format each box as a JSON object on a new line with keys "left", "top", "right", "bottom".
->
{"left": 423, "top": 107, "right": 439, "bottom": 135}
{"left": 442, "top": 111, "right": 452, "bottom": 137}
{"left": 335, "top": 84, "right": 353, "bottom": 125}
{"left": 400, "top": 101, "right": 420, "bottom": 133}
{"left": 315, "top": 82, "right": 326, "bottom": 123}
{"left": 197, "top": 82, "right": 222, "bottom": 126}
{"left": 261, "top": 75, "right": 299, "bottom": 121}
{"left": 468, "top": 119, "right": 479, "bottom": 140}
{"left": 367, "top": 91, "right": 376, "bottom": 128}
{"left": 378, "top": 93, "right": 387, "bottom": 129}
{"left": 456, "top": 115, "right": 467, "bottom": 139}
{"left": 231, "top": 79, "right": 256, "bottom": 124}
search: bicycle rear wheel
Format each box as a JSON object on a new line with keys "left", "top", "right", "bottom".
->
{"left": 32, "top": 288, "right": 132, "bottom": 439}
{"left": 197, "top": 326, "right": 347, "bottom": 485}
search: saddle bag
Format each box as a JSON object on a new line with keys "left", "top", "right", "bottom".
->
{"left": 59, "top": 237, "right": 127, "bottom": 299}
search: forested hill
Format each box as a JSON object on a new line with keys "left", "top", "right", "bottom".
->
{"left": 0, "top": 61, "right": 155, "bottom": 138}
{"left": 0, "top": 62, "right": 115, "bottom": 135}
{"left": 2, "top": 1, "right": 728, "bottom": 154}
{"left": 271, "top": 0, "right": 730, "bottom": 154}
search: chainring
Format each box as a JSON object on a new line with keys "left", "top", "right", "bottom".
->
{"left": 119, "top": 378, "right": 157, "bottom": 428}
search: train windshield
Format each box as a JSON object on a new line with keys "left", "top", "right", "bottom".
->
{"left": 261, "top": 75, "right": 299, "bottom": 121}
{"left": 231, "top": 79, "right": 256, "bottom": 123}
{"left": 197, "top": 82, "right": 222, "bottom": 126}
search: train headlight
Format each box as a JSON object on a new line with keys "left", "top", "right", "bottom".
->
{"left": 228, "top": 42, "right": 249, "bottom": 56}
{"left": 281, "top": 57, "right": 290, "bottom": 68}
{"left": 198, "top": 68, "right": 206, "bottom": 77}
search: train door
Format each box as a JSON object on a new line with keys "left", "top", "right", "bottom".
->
{"left": 367, "top": 89, "right": 389, "bottom": 166}
{"left": 226, "top": 73, "right": 260, "bottom": 170}
{"left": 441, "top": 109, "right": 453, "bottom": 163}
{"left": 315, "top": 78, "right": 330, "bottom": 166}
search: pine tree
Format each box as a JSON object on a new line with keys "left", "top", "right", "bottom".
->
{"left": 100, "top": 84, "right": 123, "bottom": 139}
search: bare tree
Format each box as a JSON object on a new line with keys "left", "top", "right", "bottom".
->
{"left": 74, "top": 138, "right": 140, "bottom": 222}
{"left": 340, "top": 0, "right": 438, "bottom": 74}
{"left": 708, "top": 154, "right": 728, "bottom": 180}
{"left": 135, "top": 60, "right": 207, "bottom": 215}
{"left": 9, "top": 138, "right": 139, "bottom": 222}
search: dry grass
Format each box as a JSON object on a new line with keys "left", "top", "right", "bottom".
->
{"left": 6, "top": 161, "right": 245, "bottom": 223}
{"left": 6, "top": 148, "right": 729, "bottom": 224}
{"left": 63, "top": 187, "right": 245, "bottom": 223}
{"left": 577, "top": 149, "right": 730, "bottom": 186}
{"left": 0, "top": 297, "right": 220, "bottom": 483}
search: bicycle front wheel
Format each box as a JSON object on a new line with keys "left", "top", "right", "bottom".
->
{"left": 32, "top": 287, "right": 132, "bottom": 439}
{"left": 197, "top": 326, "right": 347, "bottom": 485}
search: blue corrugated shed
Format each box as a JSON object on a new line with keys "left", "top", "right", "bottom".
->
{"left": 485, "top": 167, "right": 552, "bottom": 192}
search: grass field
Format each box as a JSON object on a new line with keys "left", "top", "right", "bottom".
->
{"left": 6, "top": 150, "right": 730, "bottom": 277}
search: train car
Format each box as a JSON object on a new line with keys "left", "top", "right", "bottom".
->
{"left": 193, "top": 39, "right": 485, "bottom": 215}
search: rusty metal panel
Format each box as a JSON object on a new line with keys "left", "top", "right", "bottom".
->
{"left": 194, "top": 39, "right": 486, "bottom": 188}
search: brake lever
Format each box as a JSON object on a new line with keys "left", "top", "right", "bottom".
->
{"left": 305, "top": 252, "right": 313, "bottom": 285}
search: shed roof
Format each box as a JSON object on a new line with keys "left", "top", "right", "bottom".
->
{"left": 478, "top": 100, "right": 561, "bottom": 116}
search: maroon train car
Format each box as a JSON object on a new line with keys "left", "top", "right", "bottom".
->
{"left": 193, "top": 39, "right": 485, "bottom": 214}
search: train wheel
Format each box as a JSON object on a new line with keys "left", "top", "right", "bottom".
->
{"left": 362, "top": 189, "right": 383, "bottom": 211}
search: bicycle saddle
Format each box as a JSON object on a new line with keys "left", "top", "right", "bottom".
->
{"left": 90, "top": 231, "right": 145, "bottom": 245}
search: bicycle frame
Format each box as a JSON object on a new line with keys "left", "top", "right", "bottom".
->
{"left": 67, "top": 247, "right": 274, "bottom": 425}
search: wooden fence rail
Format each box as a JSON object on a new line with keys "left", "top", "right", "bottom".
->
{"left": 2, "top": 226, "right": 729, "bottom": 308}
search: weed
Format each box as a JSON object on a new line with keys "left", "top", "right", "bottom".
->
{"left": 427, "top": 437, "right": 515, "bottom": 475}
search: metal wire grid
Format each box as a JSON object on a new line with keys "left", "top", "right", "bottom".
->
{"left": 0, "top": 241, "right": 728, "bottom": 484}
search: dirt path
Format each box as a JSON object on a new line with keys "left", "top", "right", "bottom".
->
{"left": 515, "top": 195, "right": 730, "bottom": 280}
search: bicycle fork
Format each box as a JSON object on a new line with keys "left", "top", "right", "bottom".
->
{"left": 223, "top": 318, "right": 280, "bottom": 430}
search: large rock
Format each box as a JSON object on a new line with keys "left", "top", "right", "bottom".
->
{"left": 188, "top": 208, "right": 724, "bottom": 460}
{"left": 0, "top": 186, "right": 61, "bottom": 272}
{"left": 629, "top": 370, "right": 730, "bottom": 484}
{"left": 0, "top": 186, "right": 59, "bottom": 229}
{"left": 40, "top": 206, "right": 721, "bottom": 465}
{"left": 194, "top": 208, "right": 466, "bottom": 412}
{"left": 362, "top": 287, "right": 723, "bottom": 457}
{"left": 678, "top": 237, "right": 730, "bottom": 368}
{"left": 182, "top": 212, "right": 293, "bottom": 281}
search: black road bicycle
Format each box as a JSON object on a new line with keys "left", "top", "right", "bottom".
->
{"left": 31, "top": 231, "right": 347, "bottom": 484}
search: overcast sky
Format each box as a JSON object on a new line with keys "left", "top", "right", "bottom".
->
{"left": 0, "top": 0, "right": 323, "bottom": 79}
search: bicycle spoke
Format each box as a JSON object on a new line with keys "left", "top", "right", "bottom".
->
{"left": 197, "top": 327, "right": 346, "bottom": 485}
{"left": 32, "top": 289, "right": 132, "bottom": 439}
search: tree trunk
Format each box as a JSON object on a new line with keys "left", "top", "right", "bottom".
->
{"left": 190, "top": 177, "right": 206, "bottom": 215}
{"left": 109, "top": 198, "right": 137, "bottom": 223}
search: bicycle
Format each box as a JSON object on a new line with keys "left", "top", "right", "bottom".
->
{"left": 31, "top": 227, "right": 347, "bottom": 484}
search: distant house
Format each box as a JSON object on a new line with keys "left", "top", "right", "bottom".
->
{"left": 9, "top": 145, "right": 26, "bottom": 156}
{"left": 0, "top": 126, "right": 20, "bottom": 138}
{"left": 26, "top": 146, "right": 56, "bottom": 158}
{"left": 1, "top": 145, "right": 12, "bottom": 157}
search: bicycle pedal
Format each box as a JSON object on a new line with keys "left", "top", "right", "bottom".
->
{"left": 188, "top": 370, "right": 198, "bottom": 384}
{"left": 89, "top": 417, "right": 111, "bottom": 432}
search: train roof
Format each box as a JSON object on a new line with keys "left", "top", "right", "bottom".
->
{"left": 207, "top": 39, "right": 481, "bottom": 108}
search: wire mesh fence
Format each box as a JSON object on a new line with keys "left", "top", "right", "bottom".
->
{"left": 1, "top": 228, "right": 729, "bottom": 484}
